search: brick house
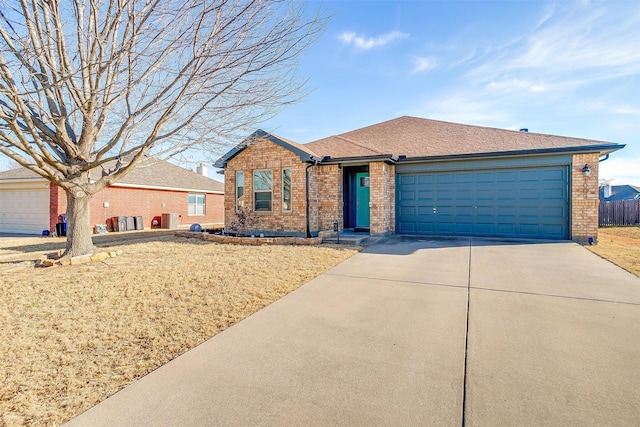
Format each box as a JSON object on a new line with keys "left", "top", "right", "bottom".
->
{"left": 599, "top": 184, "right": 640, "bottom": 202}
{"left": 0, "top": 158, "right": 224, "bottom": 234}
{"left": 215, "top": 116, "right": 624, "bottom": 243}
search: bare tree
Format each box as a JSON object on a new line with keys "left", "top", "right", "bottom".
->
{"left": 0, "top": 0, "right": 326, "bottom": 257}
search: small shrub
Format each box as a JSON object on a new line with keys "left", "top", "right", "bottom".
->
{"left": 229, "top": 208, "right": 258, "bottom": 237}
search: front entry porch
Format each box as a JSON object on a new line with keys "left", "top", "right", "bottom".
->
{"left": 321, "top": 229, "right": 371, "bottom": 245}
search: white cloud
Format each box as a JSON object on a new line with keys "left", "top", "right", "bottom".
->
{"left": 412, "top": 56, "right": 436, "bottom": 73}
{"left": 611, "top": 106, "right": 640, "bottom": 116}
{"left": 448, "top": 48, "right": 482, "bottom": 69}
{"left": 400, "top": 91, "right": 511, "bottom": 126}
{"left": 407, "top": 2, "right": 639, "bottom": 134}
{"left": 583, "top": 101, "right": 640, "bottom": 117}
{"left": 529, "top": 84, "right": 549, "bottom": 93}
{"left": 485, "top": 78, "right": 555, "bottom": 94}
{"left": 339, "top": 30, "right": 409, "bottom": 50}
{"left": 466, "top": 4, "right": 640, "bottom": 84}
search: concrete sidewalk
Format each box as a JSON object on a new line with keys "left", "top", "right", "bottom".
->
{"left": 66, "top": 236, "right": 640, "bottom": 426}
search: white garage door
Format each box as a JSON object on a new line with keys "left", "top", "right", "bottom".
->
{"left": 0, "top": 182, "right": 50, "bottom": 234}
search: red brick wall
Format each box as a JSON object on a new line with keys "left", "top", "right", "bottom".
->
{"left": 571, "top": 153, "right": 600, "bottom": 243}
{"left": 49, "top": 184, "right": 65, "bottom": 232}
{"left": 49, "top": 185, "right": 223, "bottom": 232}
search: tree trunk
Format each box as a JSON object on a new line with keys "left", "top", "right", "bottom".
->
{"left": 63, "top": 190, "right": 96, "bottom": 258}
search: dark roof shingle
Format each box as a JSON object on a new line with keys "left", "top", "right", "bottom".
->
{"left": 305, "top": 116, "right": 622, "bottom": 159}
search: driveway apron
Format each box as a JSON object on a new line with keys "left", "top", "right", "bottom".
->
{"left": 65, "top": 236, "right": 640, "bottom": 426}
{"left": 66, "top": 236, "right": 471, "bottom": 426}
{"left": 466, "top": 239, "right": 640, "bottom": 426}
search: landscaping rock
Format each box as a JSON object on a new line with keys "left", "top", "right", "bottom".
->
{"left": 70, "top": 255, "right": 92, "bottom": 265}
{"left": 46, "top": 250, "right": 64, "bottom": 259}
{"left": 174, "top": 230, "right": 323, "bottom": 246}
{"left": 91, "top": 252, "right": 109, "bottom": 262}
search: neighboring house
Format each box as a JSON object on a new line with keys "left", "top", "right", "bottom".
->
{"left": 599, "top": 184, "right": 640, "bottom": 202}
{"left": 0, "top": 158, "right": 224, "bottom": 234}
{"left": 215, "top": 116, "right": 624, "bottom": 243}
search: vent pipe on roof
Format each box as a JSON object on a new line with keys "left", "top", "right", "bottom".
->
{"left": 519, "top": 128, "right": 528, "bottom": 132}
{"left": 196, "top": 163, "right": 208, "bottom": 177}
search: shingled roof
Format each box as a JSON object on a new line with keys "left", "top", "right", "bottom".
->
{"left": 214, "top": 129, "right": 321, "bottom": 168}
{"left": 305, "top": 116, "right": 623, "bottom": 160}
{"left": 0, "top": 158, "right": 224, "bottom": 193}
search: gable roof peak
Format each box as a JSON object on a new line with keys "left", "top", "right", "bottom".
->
{"left": 215, "top": 129, "right": 319, "bottom": 168}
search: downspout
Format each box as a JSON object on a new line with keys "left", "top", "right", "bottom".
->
{"left": 305, "top": 161, "right": 316, "bottom": 238}
{"left": 599, "top": 154, "right": 609, "bottom": 162}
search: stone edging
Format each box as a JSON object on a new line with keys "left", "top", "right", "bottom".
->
{"left": 175, "top": 231, "right": 323, "bottom": 245}
{"left": 38, "top": 250, "right": 123, "bottom": 267}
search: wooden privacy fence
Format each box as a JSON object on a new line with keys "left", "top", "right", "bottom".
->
{"left": 599, "top": 199, "right": 640, "bottom": 226}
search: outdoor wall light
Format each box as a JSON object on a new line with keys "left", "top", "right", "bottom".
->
{"left": 582, "top": 164, "right": 591, "bottom": 176}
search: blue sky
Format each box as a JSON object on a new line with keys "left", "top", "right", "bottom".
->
{"left": 255, "top": 0, "right": 640, "bottom": 186}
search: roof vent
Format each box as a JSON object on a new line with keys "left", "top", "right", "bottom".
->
{"left": 519, "top": 128, "right": 528, "bottom": 132}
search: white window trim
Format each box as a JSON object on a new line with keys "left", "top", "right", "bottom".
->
{"left": 188, "top": 193, "right": 206, "bottom": 216}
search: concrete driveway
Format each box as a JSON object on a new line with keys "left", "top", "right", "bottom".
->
{"left": 66, "top": 236, "right": 640, "bottom": 426}
{"left": 0, "top": 232, "right": 41, "bottom": 239}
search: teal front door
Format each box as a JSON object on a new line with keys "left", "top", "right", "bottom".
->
{"left": 356, "top": 172, "right": 370, "bottom": 228}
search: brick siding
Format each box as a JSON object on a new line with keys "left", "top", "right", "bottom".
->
{"left": 49, "top": 184, "right": 64, "bottom": 232}
{"left": 222, "top": 139, "right": 603, "bottom": 243}
{"left": 369, "top": 161, "right": 395, "bottom": 236}
{"left": 224, "top": 139, "right": 309, "bottom": 235}
{"left": 224, "top": 138, "right": 346, "bottom": 236}
{"left": 571, "top": 153, "right": 600, "bottom": 243}
{"left": 310, "top": 164, "right": 343, "bottom": 233}
{"left": 49, "top": 185, "right": 223, "bottom": 233}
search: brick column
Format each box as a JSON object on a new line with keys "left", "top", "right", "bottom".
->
{"left": 49, "top": 184, "right": 66, "bottom": 233}
{"left": 369, "top": 162, "right": 395, "bottom": 236}
{"left": 571, "top": 153, "right": 600, "bottom": 244}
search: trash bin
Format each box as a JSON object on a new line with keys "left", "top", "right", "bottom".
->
{"left": 126, "top": 216, "right": 135, "bottom": 231}
{"left": 55, "top": 222, "right": 67, "bottom": 236}
{"left": 112, "top": 216, "right": 127, "bottom": 232}
{"left": 134, "top": 216, "right": 144, "bottom": 230}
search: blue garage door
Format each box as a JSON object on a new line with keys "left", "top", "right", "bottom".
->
{"left": 396, "top": 165, "right": 569, "bottom": 239}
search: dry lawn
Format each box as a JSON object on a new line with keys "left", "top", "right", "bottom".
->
{"left": 0, "top": 233, "right": 359, "bottom": 426}
{"left": 587, "top": 227, "right": 640, "bottom": 277}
